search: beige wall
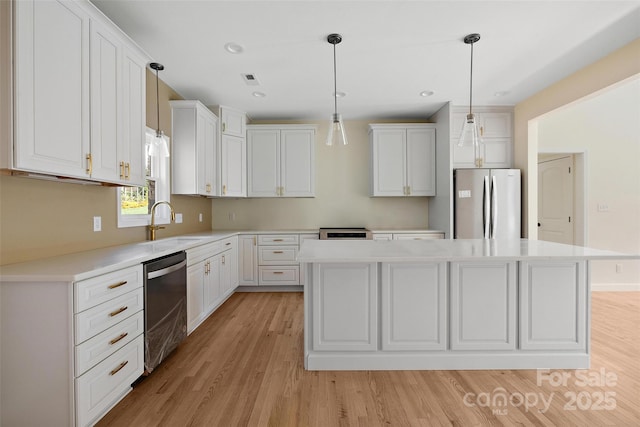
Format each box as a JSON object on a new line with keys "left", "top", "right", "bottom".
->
{"left": 536, "top": 77, "right": 640, "bottom": 285}
{"left": 514, "top": 38, "right": 640, "bottom": 238}
{"left": 212, "top": 119, "right": 430, "bottom": 230}
{"left": 0, "top": 71, "right": 212, "bottom": 266}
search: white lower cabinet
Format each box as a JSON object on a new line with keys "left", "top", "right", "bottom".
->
{"left": 450, "top": 261, "right": 517, "bottom": 350}
{"left": 75, "top": 335, "right": 144, "bottom": 427}
{"left": 186, "top": 237, "right": 238, "bottom": 334}
{"left": 312, "top": 263, "right": 378, "bottom": 351}
{"left": 519, "top": 260, "right": 587, "bottom": 350}
{"left": 0, "top": 263, "right": 145, "bottom": 427}
{"left": 381, "top": 263, "right": 447, "bottom": 351}
{"left": 238, "top": 234, "right": 258, "bottom": 286}
{"left": 257, "top": 234, "right": 300, "bottom": 286}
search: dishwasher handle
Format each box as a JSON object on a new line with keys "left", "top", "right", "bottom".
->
{"left": 147, "top": 259, "right": 187, "bottom": 280}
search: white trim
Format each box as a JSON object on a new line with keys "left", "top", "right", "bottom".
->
{"left": 591, "top": 283, "right": 640, "bottom": 292}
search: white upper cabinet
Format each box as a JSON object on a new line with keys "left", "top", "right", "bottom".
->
{"left": 220, "top": 134, "right": 246, "bottom": 197}
{"left": 13, "top": 0, "right": 90, "bottom": 179}
{"left": 214, "top": 106, "right": 247, "bottom": 197}
{"left": 247, "top": 125, "right": 316, "bottom": 198}
{"left": 9, "top": 0, "right": 149, "bottom": 185}
{"left": 369, "top": 124, "right": 436, "bottom": 197}
{"left": 219, "top": 107, "right": 246, "bottom": 138}
{"left": 170, "top": 100, "right": 218, "bottom": 196}
{"left": 450, "top": 107, "right": 513, "bottom": 169}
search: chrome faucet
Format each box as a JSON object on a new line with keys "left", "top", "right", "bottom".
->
{"left": 148, "top": 201, "right": 176, "bottom": 241}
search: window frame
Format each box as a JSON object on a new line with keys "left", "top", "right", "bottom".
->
{"left": 117, "top": 127, "right": 171, "bottom": 228}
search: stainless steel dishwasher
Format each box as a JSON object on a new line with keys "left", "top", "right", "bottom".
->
{"left": 143, "top": 251, "right": 187, "bottom": 374}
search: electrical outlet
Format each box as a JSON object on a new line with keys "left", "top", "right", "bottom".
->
{"left": 93, "top": 216, "right": 102, "bottom": 232}
{"left": 228, "top": 212, "right": 236, "bottom": 222}
{"left": 199, "top": 213, "right": 203, "bottom": 222}
{"left": 597, "top": 203, "right": 609, "bottom": 212}
{"left": 616, "top": 264, "right": 622, "bottom": 274}
{"left": 175, "top": 213, "right": 183, "bottom": 224}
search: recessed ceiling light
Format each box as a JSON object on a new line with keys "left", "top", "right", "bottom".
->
{"left": 333, "top": 91, "right": 346, "bottom": 98}
{"left": 252, "top": 91, "right": 266, "bottom": 98}
{"left": 420, "top": 90, "right": 435, "bottom": 97}
{"left": 224, "top": 42, "right": 244, "bottom": 54}
{"left": 494, "top": 90, "right": 510, "bottom": 97}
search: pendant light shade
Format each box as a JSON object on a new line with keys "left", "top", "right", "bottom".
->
{"left": 149, "top": 62, "right": 170, "bottom": 158}
{"left": 326, "top": 34, "right": 348, "bottom": 146}
{"left": 458, "top": 33, "right": 482, "bottom": 150}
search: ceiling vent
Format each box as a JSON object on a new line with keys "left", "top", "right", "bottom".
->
{"left": 242, "top": 73, "right": 260, "bottom": 86}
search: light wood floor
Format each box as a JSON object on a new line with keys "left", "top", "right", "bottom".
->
{"left": 97, "top": 291, "right": 640, "bottom": 426}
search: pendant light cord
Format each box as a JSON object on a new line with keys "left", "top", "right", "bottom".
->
{"left": 469, "top": 41, "right": 473, "bottom": 116}
{"left": 155, "top": 68, "right": 161, "bottom": 136}
{"left": 333, "top": 42, "right": 338, "bottom": 116}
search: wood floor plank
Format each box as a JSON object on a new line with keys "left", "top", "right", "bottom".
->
{"left": 97, "top": 291, "right": 640, "bottom": 427}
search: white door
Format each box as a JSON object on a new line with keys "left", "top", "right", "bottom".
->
{"left": 14, "top": 0, "right": 91, "bottom": 178}
{"left": 121, "top": 45, "right": 147, "bottom": 186}
{"left": 406, "top": 127, "right": 436, "bottom": 196}
{"left": 202, "top": 114, "right": 216, "bottom": 195}
{"left": 371, "top": 129, "right": 405, "bottom": 196}
{"left": 538, "top": 156, "right": 574, "bottom": 244}
{"left": 238, "top": 235, "right": 258, "bottom": 286}
{"left": 89, "top": 19, "right": 121, "bottom": 183}
{"left": 247, "top": 129, "right": 280, "bottom": 197}
{"left": 280, "top": 129, "right": 315, "bottom": 197}
{"left": 220, "top": 134, "right": 246, "bottom": 197}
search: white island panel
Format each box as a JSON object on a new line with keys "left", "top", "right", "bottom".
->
{"left": 450, "top": 261, "right": 517, "bottom": 350}
{"left": 520, "top": 261, "right": 587, "bottom": 350}
{"left": 381, "top": 262, "right": 447, "bottom": 351}
{"left": 312, "top": 263, "right": 377, "bottom": 351}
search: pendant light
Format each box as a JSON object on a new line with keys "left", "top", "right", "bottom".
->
{"left": 458, "top": 33, "right": 482, "bottom": 151}
{"left": 149, "top": 62, "right": 170, "bottom": 158}
{"left": 326, "top": 33, "right": 348, "bottom": 146}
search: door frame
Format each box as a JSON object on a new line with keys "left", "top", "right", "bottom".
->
{"left": 537, "top": 149, "right": 587, "bottom": 246}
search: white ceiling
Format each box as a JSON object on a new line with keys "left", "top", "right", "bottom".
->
{"left": 91, "top": 0, "right": 640, "bottom": 121}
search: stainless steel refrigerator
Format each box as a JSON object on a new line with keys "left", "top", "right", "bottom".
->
{"left": 454, "top": 169, "right": 521, "bottom": 239}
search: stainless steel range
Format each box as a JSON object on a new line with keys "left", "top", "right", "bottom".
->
{"left": 319, "top": 227, "right": 373, "bottom": 240}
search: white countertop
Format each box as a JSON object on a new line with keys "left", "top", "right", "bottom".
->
{"left": 296, "top": 239, "right": 638, "bottom": 263}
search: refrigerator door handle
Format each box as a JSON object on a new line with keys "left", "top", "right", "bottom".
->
{"left": 483, "top": 176, "right": 490, "bottom": 238}
{"left": 490, "top": 175, "right": 497, "bottom": 238}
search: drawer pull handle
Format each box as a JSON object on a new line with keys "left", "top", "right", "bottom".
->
{"left": 225, "top": 242, "right": 231, "bottom": 246}
{"left": 273, "top": 271, "right": 284, "bottom": 275}
{"left": 109, "top": 360, "right": 128, "bottom": 376}
{"left": 109, "top": 306, "right": 128, "bottom": 317}
{"left": 108, "top": 281, "right": 128, "bottom": 290}
{"left": 273, "top": 251, "right": 284, "bottom": 254}
{"left": 109, "top": 332, "right": 129, "bottom": 345}
{"left": 273, "top": 239, "right": 284, "bottom": 242}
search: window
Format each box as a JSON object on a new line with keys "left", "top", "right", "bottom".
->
{"left": 117, "top": 127, "right": 170, "bottom": 228}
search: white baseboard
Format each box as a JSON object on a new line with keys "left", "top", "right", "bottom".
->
{"left": 592, "top": 283, "right": 640, "bottom": 291}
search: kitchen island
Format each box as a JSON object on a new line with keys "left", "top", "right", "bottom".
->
{"left": 297, "top": 239, "right": 637, "bottom": 371}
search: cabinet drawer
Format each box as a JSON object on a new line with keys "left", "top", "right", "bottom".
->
{"left": 393, "top": 233, "right": 444, "bottom": 240}
{"left": 187, "top": 241, "right": 222, "bottom": 265}
{"left": 220, "top": 236, "right": 236, "bottom": 251}
{"left": 75, "top": 311, "right": 144, "bottom": 377}
{"left": 75, "top": 288, "right": 144, "bottom": 344}
{"left": 75, "top": 265, "right": 143, "bottom": 313}
{"left": 259, "top": 246, "right": 298, "bottom": 265}
{"left": 258, "top": 234, "right": 299, "bottom": 245}
{"left": 259, "top": 266, "right": 300, "bottom": 285}
{"left": 76, "top": 335, "right": 144, "bottom": 427}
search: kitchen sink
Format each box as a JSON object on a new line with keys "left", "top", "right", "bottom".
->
{"left": 145, "top": 237, "right": 206, "bottom": 252}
